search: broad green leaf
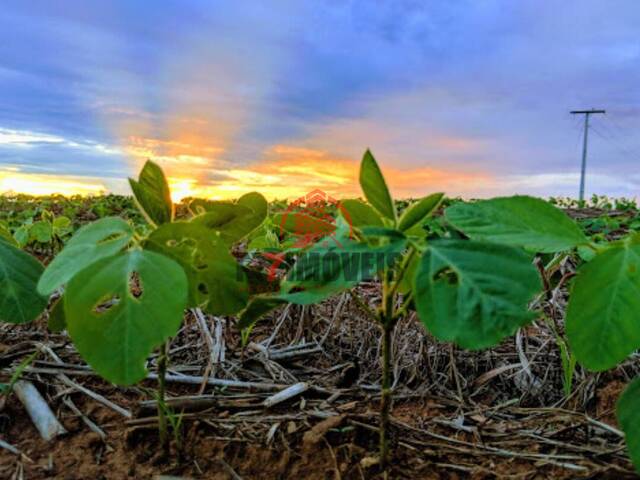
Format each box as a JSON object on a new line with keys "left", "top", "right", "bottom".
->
{"left": 339, "top": 199, "right": 383, "bottom": 228}
{"left": 65, "top": 250, "right": 188, "bottom": 385}
{"left": 48, "top": 297, "right": 66, "bottom": 333}
{"left": 129, "top": 160, "right": 173, "bottom": 226}
{"left": 52, "top": 216, "right": 71, "bottom": 230}
{"left": 38, "top": 217, "right": 133, "bottom": 296}
{"left": 238, "top": 191, "right": 268, "bottom": 230}
{"left": 145, "top": 222, "right": 248, "bottom": 315}
{"left": 14, "top": 226, "right": 29, "bottom": 247}
{"left": 273, "top": 212, "right": 336, "bottom": 236}
{"left": 237, "top": 296, "right": 286, "bottom": 330}
{"left": 445, "top": 196, "right": 588, "bottom": 253}
{"left": 0, "top": 241, "right": 47, "bottom": 324}
{"left": 238, "top": 191, "right": 268, "bottom": 216}
{"left": 617, "top": 378, "right": 640, "bottom": 473}
{"left": 191, "top": 192, "right": 268, "bottom": 234}
{"left": 190, "top": 202, "right": 259, "bottom": 243}
{"left": 398, "top": 193, "right": 444, "bottom": 232}
{"left": 29, "top": 221, "right": 53, "bottom": 243}
{"left": 414, "top": 240, "right": 540, "bottom": 349}
{"left": 189, "top": 198, "right": 222, "bottom": 215}
{"left": 566, "top": 239, "right": 640, "bottom": 371}
{"left": 281, "top": 232, "right": 406, "bottom": 305}
{"left": 359, "top": 150, "right": 396, "bottom": 221}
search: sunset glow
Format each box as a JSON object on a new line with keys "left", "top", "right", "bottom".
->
{"left": 0, "top": 172, "right": 107, "bottom": 196}
{"left": 1, "top": 3, "right": 639, "bottom": 200}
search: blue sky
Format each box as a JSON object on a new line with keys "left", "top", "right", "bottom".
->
{"left": 1, "top": 1, "right": 639, "bottom": 199}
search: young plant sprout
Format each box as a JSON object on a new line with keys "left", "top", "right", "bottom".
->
{"left": 238, "top": 150, "right": 594, "bottom": 471}
{"left": 33, "top": 160, "right": 267, "bottom": 452}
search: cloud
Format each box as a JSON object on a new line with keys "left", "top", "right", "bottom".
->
{"left": 0, "top": 128, "right": 66, "bottom": 146}
{"left": 1, "top": 2, "right": 640, "bottom": 199}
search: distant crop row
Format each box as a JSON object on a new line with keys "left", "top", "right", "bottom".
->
{"left": 1, "top": 153, "right": 640, "bottom": 473}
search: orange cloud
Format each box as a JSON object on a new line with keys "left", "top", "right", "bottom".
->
{"left": 169, "top": 145, "right": 494, "bottom": 200}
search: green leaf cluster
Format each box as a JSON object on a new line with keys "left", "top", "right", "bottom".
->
{"left": 27, "top": 160, "right": 268, "bottom": 386}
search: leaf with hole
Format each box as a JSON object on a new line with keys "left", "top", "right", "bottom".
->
{"left": 0, "top": 240, "right": 47, "bottom": 324}
{"left": 65, "top": 250, "right": 188, "bottom": 385}
{"left": 38, "top": 217, "right": 133, "bottom": 296}
{"left": 190, "top": 202, "right": 261, "bottom": 243}
{"left": 414, "top": 240, "right": 540, "bottom": 349}
{"left": 145, "top": 222, "right": 248, "bottom": 315}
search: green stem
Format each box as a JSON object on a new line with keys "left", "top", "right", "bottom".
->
{"left": 379, "top": 321, "right": 392, "bottom": 471}
{"left": 387, "top": 245, "right": 416, "bottom": 301}
{"left": 157, "top": 342, "right": 169, "bottom": 454}
{"left": 378, "top": 266, "right": 396, "bottom": 473}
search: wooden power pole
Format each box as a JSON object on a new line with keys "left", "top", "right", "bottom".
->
{"left": 570, "top": 109, "right": 606, "bottom": 202}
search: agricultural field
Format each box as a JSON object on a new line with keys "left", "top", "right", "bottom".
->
{"left": 2, "top": 153, "right": 640, "bottom": 479}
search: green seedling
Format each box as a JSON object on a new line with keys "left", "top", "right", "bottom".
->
{"left": 446, "top": 191, "right": 640, "bottom": 473}
{"left": 564, "top": 234, "right": 640, "bottom": 473}
{"left": 237, "top": 150, "right": 576, "bottom": 471}
{"left": 33, "top": 160, "right": 267, "bottom": 452}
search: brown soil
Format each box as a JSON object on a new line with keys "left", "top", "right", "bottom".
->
{"left": 1, "top": 244, "right": 639, "bottom": 479}
{"left": 0, "top": 377, "right": 635, "bottom": 479}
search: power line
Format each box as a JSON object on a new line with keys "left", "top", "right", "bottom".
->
{"left": 570, "top": 109, "right": 606, "bottom": 202}
{"left": 599, "top": 115, "right": 640, "bottom": 159}
{"left": 590, "top": 124, "right": 640, "bottom": 165}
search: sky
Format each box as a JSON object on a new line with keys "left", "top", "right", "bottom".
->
{"left": 1, "top": 1, "right": 640, "bottom": 201}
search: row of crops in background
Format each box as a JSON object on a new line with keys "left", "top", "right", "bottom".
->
{"left": 2, "top": 186, "right": 638, "bottom": 260}
{"left": 2, "top": 152, "right": 640, "bottom": 473}
{"left": 2, "top": 188, "right": 639, "bottom": 256}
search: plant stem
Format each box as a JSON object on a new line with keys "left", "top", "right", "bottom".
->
{"left": 387, "top": 244, "right": 416, "bottom": 300}
{"left": 157, "top": 342, "right": 169, "bottom": 454}
{"left": 379, "top": 321, "right": 392, "bottom": 472}
{"left": 379, "top": 265, "right": 395, "bottom": 472}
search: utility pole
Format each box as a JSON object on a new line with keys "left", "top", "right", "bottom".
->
{"left": 570, "top": 109, "right": 605, "bottom": 202}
